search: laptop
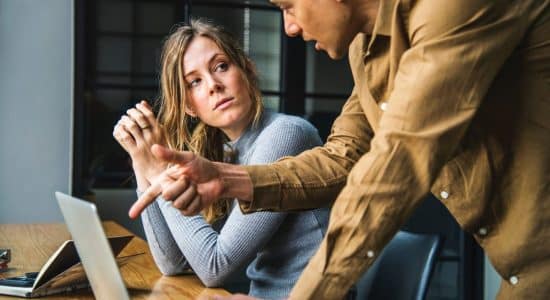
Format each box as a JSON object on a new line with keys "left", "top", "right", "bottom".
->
{"left": 55, "top": 191, "right": 131, "bottom": 300}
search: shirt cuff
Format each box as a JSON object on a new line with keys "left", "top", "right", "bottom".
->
{"left": 238, "top": 165, "right": 282, "bottom": 213}
{"left": 289, "top": 265, "right": 353, "bottom": 300}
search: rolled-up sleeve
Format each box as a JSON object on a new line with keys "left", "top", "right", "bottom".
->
{"left": 241, "top": 85, "right": 374, "bottom": 212}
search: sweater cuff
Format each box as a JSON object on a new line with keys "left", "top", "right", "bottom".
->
{"left": 238, "top": 165, "right": 282, "bottom": 213}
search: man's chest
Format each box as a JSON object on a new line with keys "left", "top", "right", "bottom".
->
{"left": 350, "top": 35, "right": 401, "bottom": 132}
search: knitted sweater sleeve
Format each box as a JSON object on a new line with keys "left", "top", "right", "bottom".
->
{"left": 141, "top": 114, "right": 322, "bottom": 286}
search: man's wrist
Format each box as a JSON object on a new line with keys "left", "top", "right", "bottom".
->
{"left": 214, "top": 162, "right": 253, "bottom": 201}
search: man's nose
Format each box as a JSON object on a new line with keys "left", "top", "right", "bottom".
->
{"left": 283, "top": 11, "right": 301, "bottom": 37}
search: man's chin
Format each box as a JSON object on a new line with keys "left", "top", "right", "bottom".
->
{"left": 325, "top": 48, "right": 347, "bottom": 60}
{"left": 315, "top": 41, "right": 347, "bottom": 60}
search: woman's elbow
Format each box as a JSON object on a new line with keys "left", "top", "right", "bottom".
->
{"left": 157, "top": 264, "right": 184, "bottom": 276}
{"left": 197, "top": 272, "right": 228, "bottom": 288}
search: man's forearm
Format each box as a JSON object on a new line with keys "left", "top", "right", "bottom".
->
{"left": 214, "top": 162, "right": 254, "bottom": 202}
{"left": 237, "top": 89, "right": 374, "bottom": 213}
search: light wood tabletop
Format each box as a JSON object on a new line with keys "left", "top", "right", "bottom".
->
{"left": 0, "top": 221, "right": 231, "bottom": 299}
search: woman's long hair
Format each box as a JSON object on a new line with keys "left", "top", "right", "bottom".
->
{"left": 157, "top": 19, "right": 263, "bottom": 223}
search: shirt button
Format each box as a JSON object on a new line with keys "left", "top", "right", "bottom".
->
{"left": 379, "top": 102, "right": 388, "bottom": 111}
{"left": 509, "top": 276, "right": 519, "bottom": 285}
{"left": 478, "top": 227, "right": 488, "bottom": 236}
{"left": 440, "top": 190, "right": 449, "bottom": 199}
{"left": 367, "top": 250, "right": 375, "bottom": 258}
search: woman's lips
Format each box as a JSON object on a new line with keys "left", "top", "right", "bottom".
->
{"left": 214, "top": 97, "right": 234, "bottom": 110}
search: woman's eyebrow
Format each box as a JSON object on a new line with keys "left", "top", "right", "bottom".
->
{"left": 184, "top": 53, "right": 226, "bottom": 77}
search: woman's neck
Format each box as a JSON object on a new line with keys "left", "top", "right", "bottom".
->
{"left": 221, "top": 111, "right": 256, "bottom": 141}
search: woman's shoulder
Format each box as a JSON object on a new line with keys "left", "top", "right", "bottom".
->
{"left": 249, "top": 111, "right": 323, "bottom": 155}
{"left": 260, "top": 111, "right": 319, "bottom": 138}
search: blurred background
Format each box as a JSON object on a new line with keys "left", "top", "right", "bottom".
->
{"left": 0, "top": 0, "right": 500, "bottom": 299}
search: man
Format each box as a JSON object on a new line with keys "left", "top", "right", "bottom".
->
{"left": 132, "top": 0, "right": 550, "bottom": 298}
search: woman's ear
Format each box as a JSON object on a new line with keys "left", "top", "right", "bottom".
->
{"left": 185, "top": 106, "right": 197, "bottom": 117}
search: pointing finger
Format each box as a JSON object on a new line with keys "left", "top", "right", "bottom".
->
{"left": 129, "top": 182, "right": 162, "bottom": 219}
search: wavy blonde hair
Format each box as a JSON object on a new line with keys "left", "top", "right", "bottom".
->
{"left": 157, "top": 19, "right": 263, "bottom": 223}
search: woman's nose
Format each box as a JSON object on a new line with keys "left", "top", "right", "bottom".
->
{"left": 208, "top": 78, "right": 223, "bottom": 95}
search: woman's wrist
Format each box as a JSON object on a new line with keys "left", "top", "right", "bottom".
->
{"left": 134, "top": 174, "right": 150, "bottom": 193}
{"left": 132, "top": 162, "right": 155, "bottom": 192}
{"left": 133, "top": 161, "right": 165, "bottom": 183}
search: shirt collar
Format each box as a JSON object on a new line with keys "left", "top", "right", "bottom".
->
{"left": 373, "top": 0, "right": 395, "bottom": 37}
{"left": 365, "top": 0, "right": 396, "bottom": 55}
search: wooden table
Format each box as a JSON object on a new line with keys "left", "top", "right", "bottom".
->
{"left": 0, "top": 221, "right": 231, "bottom": 299}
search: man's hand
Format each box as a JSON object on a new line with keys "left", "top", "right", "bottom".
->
{"left": 128, "top": 144, "right": 226, "bottom": 219}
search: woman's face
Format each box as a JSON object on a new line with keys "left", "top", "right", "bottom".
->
{"left": 183, "top": 36, "right": 254, "bottom": 140}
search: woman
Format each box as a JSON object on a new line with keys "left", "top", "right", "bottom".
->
{"left": 113, "top": 19, "right": 329, "bottom": 299}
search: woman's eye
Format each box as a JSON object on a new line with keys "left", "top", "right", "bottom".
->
{"left": 215, "top": 62, "right": 229, "bottom": 72}
{"left": 188, "top": 78, "right": 201, "bottom": 88}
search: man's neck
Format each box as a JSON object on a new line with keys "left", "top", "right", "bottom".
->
{"left": 357, "top": 0, "right": 380, "bottom": 34}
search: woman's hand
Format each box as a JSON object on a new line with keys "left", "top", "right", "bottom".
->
{"left": 113, "top": 100, "right": 167, "bottom": 191}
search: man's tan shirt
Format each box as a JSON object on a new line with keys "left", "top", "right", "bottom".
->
{"left": 242, "top": 0, "right": 550, "bottom": 298}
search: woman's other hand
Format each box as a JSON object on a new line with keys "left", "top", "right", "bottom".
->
{"left": 113, "top": 100, "right": 167, "bottom": 190}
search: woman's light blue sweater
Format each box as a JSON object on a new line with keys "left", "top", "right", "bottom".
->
{"left": 140, "top": 111, "right": 330, "bottom": 299}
